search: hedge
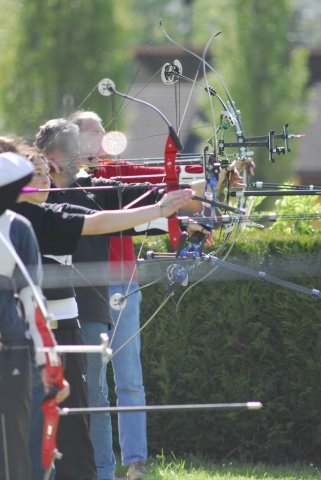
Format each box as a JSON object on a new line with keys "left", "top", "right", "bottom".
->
{"left": 134, "top": 230, "right": 321, "bottom": 463}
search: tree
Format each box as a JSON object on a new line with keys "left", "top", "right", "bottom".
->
{"left": 0, "top": 0, "right": 132, "bottom": 140}
{"left": 126, "top": 0, "right": 309, "bottom": 183}
{"left": 130, "top": 0, "right": 194, "bottom": 45}
{"left": 191, "top": 0, "right": 309, "bottom": 184}
{"left": 289, "top": 0, "right": 321, "bottom": 46}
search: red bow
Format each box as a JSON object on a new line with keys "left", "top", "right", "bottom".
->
{"left": 164, "top": 126, "right": 184, "bottom": 250}
{"left": 35, "top": 307, "right": 65, "bottom": 473}
{"left": 0, "top": 229, "right": 66, "bottom": 479}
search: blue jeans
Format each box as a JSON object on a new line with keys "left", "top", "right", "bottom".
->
{"left": 82, "top": 283, "right": 147, "bottom": 480}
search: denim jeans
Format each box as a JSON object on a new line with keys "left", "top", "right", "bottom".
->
{"left": 82, "top": 283, "right": 147, "bottom": 480}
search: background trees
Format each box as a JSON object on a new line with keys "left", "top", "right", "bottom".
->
{"left": 0, "top": 0, "right": 131, "bottom": 139}
{"left": 0, "top": 0, "right": 312, "bottom": 184}
{"left": 202, "top": 0, "right": 309, "bottom": 183}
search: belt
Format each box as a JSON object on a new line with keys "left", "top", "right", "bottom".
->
{"left": 50, "top": 318, "right": 81, "bottom": 330}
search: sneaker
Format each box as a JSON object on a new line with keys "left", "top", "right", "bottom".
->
{"left": 127, "top": 461, "right": 147, "bottom": 480}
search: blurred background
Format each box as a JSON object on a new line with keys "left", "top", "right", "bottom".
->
{"left": 0, "top": 0, "right": 321, "bottom": 184}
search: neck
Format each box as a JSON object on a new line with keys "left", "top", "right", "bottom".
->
{"left": 17, "top": 195, "right": 44, "bottom": 205}
{"left": 51, "top": 172, "right": 74, "bottom": 188}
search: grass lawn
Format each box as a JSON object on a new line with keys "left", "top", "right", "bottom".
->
{"left": 116, "top": 456, "right": 321, "bottom": 479}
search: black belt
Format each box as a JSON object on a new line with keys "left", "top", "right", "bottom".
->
{"left": 50, "top": 318, "right": 81, "bottom": 330}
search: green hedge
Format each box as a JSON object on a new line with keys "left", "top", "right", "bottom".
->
{"left": 137, "top": 231, "right": 321, "bottom": 463}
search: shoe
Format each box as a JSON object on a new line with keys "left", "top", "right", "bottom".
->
{"left": 127, "top": 461, "right": 147, "bottom": 480}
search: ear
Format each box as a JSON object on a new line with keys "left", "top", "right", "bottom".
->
{"left": 47, "top": 159, "right": 61, "bottom": 175}
{"left": 43, "top": 151, "right": 62, "bottom": 174}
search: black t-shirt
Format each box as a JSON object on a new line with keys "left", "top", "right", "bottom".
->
{"left": 11, "top": 201, "right": 95, "bottom": 301}
{"left": 11, "top": 202, "right": 85, "bottom": 255}
{"left": 47, "top": 175, "right": 159, "bottom": 325}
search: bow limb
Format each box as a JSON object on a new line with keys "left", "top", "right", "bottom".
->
{"left": 164, "top": 126, "right": 184, "bottom": 250}
{"left": 0, "top": 231, "right": 65, "bottom": 478}
{"left": 99, "top": 80, "right": 185, "bottom": 252}
{"left": 35, "top": 306, "right": 65, "bottom": 476}
{"left": 41, "top": 395, "right": 61, "bottom": 480}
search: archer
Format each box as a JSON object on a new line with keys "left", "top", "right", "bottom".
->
{"left": 0, "top": 152, "right": 69, "bottom": 480}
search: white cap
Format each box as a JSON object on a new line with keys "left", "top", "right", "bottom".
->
{"left": 0, "top": 152, "right": 34, "bottom": 188}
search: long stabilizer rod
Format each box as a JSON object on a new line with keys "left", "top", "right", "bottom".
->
{"left": 207, "top": 255, "right": 320, "bottom": 298}
{"left": 59, "top": 402, "right": 262, "bottom": 415}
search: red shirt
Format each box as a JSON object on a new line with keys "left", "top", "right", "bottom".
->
{"left": 93, "top": 162, "right": 166, "bottom": 280}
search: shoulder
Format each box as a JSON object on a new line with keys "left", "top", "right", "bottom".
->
{"left": 12, "top": 202, "right": 60, "bottom": 227}
{"left": 7, "top": 209, "right": 39, "bottom": 251}
{"left": 7, "top": 206, "right": 39, "bottom": 228}
{"left": 11, "top": 201, "right": 42, "bottom": 216}
{"left": 7, "top": 208, "right": 28, "bottom": 224}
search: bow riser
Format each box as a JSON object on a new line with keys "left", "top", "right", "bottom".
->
{"left": 164, "top": 131, "right": 184, "bottom": 250}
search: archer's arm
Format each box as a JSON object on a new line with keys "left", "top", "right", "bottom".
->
{"left": 81, "top": 188, "right": 194, "bottom": 235}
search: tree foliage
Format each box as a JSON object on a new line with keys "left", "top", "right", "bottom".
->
{"left": 0, "top": 0, "right": 131, "bottom": 140}
{"left": 290, "top": 0, "right": 321, "bottom": 47}
{"left": 130, "top": 0, "right": 195, "bottom": 45}
{"left": 124, "top": 0, "right": 310, "bottom": 185}
{"left": 192, "top": 0, "right": 309, "bottom": 184}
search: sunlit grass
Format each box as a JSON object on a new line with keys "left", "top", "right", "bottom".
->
{"left": 116, "top": 455, "right": 321, "bottom": 479}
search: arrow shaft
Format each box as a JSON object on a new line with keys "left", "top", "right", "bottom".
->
{"left": 231, "top": 189, "right": 321, "bottom": 197}
{"left": 59, "top": 402, "right": 262, "bottom": 415}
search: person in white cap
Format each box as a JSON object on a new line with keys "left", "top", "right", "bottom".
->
{"left": 0, "top": 152, "right": 69, "bottom": 480}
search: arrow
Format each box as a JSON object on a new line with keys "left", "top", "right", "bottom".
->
{"left": 59, "top": 402, "right": 263, "bottom": 415}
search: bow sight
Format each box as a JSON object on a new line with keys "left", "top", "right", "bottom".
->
{"left": 218, "top": 123, "right": 305, "bottom": 163}
{"left": 161, "top": 60, "right": 303, "bottom": 164}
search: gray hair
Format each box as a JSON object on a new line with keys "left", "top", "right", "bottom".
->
{"left": 68, "top": 111, "right": 103, "bottom": 130}
{"left": 35, "top": 118, "right": 79, "bottom": 155}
